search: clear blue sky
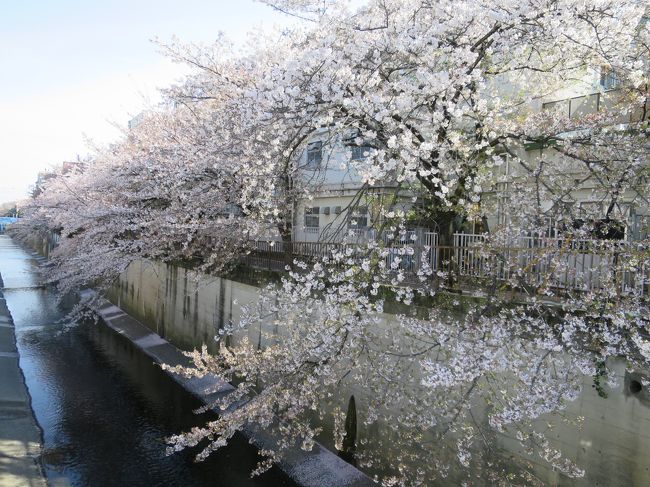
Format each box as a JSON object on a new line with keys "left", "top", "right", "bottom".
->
{"left": 0, "top": 0, "right": 293, "bottom": 203}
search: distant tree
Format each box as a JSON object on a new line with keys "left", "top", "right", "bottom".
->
{"left": 1, "top": 205, "right": 19, "bottom": 218}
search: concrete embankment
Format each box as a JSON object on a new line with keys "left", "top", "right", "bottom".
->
{"left": 86, "top": 290, "right": 375, "bottom": 487}
{"left": 0, "top": 273, "right": 46, "bottom": 487}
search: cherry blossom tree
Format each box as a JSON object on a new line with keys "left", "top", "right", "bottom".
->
{"left": 15, "top": 104, "right": 255, "bottom": 297}
{"left": 162, "top": 1, "right": 649, "bottom": 484}
{"left": 12, "top": 0, "right": 650, "bottom": 485}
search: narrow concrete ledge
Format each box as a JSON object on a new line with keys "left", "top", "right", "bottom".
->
{"left": 89, "top": 291, "right": 375, "bottom": 487}
{"left": 0, "top": 326, "right": 18, "bottom": 354}
{"left": 0, "top": 277, "right": 47, "bottom": 487}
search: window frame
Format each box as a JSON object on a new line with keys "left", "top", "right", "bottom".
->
{"left": 304, "top": 206, "right": 320, "bottom": 228}
{"left": 599, "top": 67, "right": 620, "bottom": 90}
{"left": 348, "top": 205, "right": 369, "bottom": 229}
{"left": 351, "top": 145, "right": 371, "bottom": 161}
{"left": 305, "top": 141, "right": 323, "bottom": 170}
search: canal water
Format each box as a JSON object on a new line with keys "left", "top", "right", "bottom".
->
{"left": 0, "top": 234, "right": 292, "bottom": 487}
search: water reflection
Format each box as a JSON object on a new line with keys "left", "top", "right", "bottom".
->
{"left": 0, "top": 235, "right": 291, "bottom": 487}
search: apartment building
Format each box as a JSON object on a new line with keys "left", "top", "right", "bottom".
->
{"left": 486, "top": 68, "right": 650, "bottom": 242}
{"left": 289, "top": 64, "right": 648, "bottom": 245}
{"left": 291, "top": 129, "right": 414, "bottom": 243}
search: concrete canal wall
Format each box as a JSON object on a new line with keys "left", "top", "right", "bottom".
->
{"left": 89, "top": 291, "right": 373, "bottom": 487}
{"left": 0, "top": 218, "right": 19, "bottom": 235}
{"left": 110, "top": 258, "right": 650, "bottom": 487}
{"left": 11, "top": 234, "right": 374, "bottom": 487}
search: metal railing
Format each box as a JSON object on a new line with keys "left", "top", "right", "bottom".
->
{"left": 243, "top": 235, "right": 649, "bottom": 297}
{"left": 0, "top": 217, "right": 19, "bottom": 235}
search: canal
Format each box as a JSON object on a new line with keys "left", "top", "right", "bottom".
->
{"left": 112, "top": 253, "right": 650, "bottom": 486}
{"left": 0, "top": 234, "right": 292, "bottom": 486}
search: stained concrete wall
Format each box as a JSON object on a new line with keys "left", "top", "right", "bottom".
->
{"left": 109, "top": 258, "right": 650, "bottom": 486}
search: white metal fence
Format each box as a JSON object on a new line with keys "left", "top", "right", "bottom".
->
{"left": 448, "top": 233, "right": 649, "bottom": 296}
{"left": 247, "top": 232, "right": 649, "bottom": 296}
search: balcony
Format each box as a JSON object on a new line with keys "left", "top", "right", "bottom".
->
{"left": 541, "top": 88, "right": 649, "bottom": 125}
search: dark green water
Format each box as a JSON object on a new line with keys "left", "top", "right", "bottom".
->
{"left": 0, "top": 234, "right": 292, "bottom": 487}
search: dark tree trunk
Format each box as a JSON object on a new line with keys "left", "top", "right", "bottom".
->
{"left": 340, "top": 395, "right": 357, "bottom": 464}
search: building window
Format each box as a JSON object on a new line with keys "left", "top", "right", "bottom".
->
{"left": 349, "top": 206, "right": 368, "bottom": 228}
{"left": 306, "top": 141, "right": 322, "bottom": 169}
{"left": 305, "top": 207, "right": 320, "bottom": 228}
{"left": 600, "top": 67, "right": 620, "bottom": 90}
{"left": 633, "top": 215, "right": 650, "bottom": 241}
{"left": 573, "top": 202, "right": 626, "bottom": 240}
{"left": 351, "top": 145, "right": 371, "bottom": 160}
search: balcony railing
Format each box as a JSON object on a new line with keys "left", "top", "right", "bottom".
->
{"left": 541, "top": 88, "right": 649, "bottom": 126}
